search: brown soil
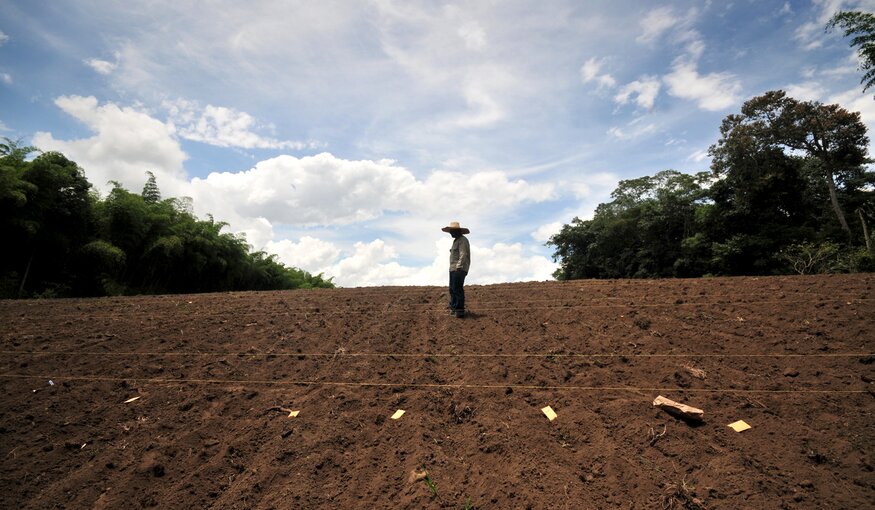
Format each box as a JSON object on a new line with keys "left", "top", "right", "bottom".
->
{"left": 1, "top": 275, "right": 874, "bottom": 509}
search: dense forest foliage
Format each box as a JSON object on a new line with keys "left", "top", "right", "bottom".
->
{"left": 549, "top": 90, "right": 875, "bottom": 279}
{"left": 0, "top": 142, "right": 333, "bottom": 298}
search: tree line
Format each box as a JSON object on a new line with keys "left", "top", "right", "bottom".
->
{"left": 549, "top": 90, "right": 875, "bottom": 279}
{"left": 0, "top": 142, "right": 333, "bottom": 298}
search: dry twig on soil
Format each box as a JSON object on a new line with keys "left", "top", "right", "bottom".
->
{"left": 649, "top": 424, "right": 667, "bottom": 446}
{"left": 661, "top": 476, "right": 706, "bottom": 510}
{"left": 683, "top": 365, "right": 706, "bottom": 380}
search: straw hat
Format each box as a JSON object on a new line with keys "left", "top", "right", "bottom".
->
{"left": 441, "top": 221, "right": 470, "bottom": 234}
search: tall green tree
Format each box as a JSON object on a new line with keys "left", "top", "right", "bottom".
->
{"left": 827, "top": 11, "right": 875, "bottom": 97}
{"left": 709, "top": 90, "right": 872, "bottom": 240}
{"left": 549, "top": 170, "right": 711, "bottom": 279}
{"left": 2, "top": 152, "right": 333, "bottom": 297}
{"left": 12, "top": 152, "right": 93, "bottom": 295}
{"left": 141, "top": 171, "right": 162, "bottom": 204}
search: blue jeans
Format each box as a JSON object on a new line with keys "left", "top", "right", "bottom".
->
{"left": 449, "top": 270, "right": 466, "bottom": 312}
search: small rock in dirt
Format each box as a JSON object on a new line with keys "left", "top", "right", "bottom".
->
{"left": 783, "top": 368, "right": 800, "bottom": 377}
{"left": 859, "top": 355, "right": 875, "bottom": 365}
{"left": 407, "top": 468, "right": 428, "bottom": 483}
{"left": 799, "top": 479, "right": 814, "bottom": 489}
{"left": 861, "top": 374, "right": 872, "bottom": 383}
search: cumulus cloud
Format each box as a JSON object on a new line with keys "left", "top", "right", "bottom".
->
{"left": 531, "top": 221, "right": 563, "bottom": 243}
{"left": 189, "top": 154, "right": 416, "bottom": 226}
{"left": 663, "top": 61, "right": 741, "bottom": 111}
{"left": 1, "top": 72, "right": 11, "bottom": 85}
{"left": 30, "top": 95, "right": 563, "bottom": 286}
{"left": 0, "top": 30, "right": 8, "bottom": 46}
{"left": 474, "top": 242, "right": 556, "bottom": 283}
{"left": 189, "top": 153, "right": 556, "bottom": 230}
{"left": 614, "top": 76, "right": 661, "bottom": 110}
{"left": 32, "top": 95, "right": 189, "bottom": 196}
{"left": 289, "top": 237, "right": 557, "bottom": 287}
{"left": 164, "top": 99, "right": 319, "bottom": 150}
{"left": 266, "top": 236, "right": 342, "bottom": 272}
{"left": 580, "top": 57, "right": 616, "bottom": 89}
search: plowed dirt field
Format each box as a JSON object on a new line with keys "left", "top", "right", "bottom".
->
{"left": 1, "top": 275, "right": 874, "bottom": 509}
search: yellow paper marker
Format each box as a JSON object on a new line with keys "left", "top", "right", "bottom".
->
{"left": 728, "top": 420, "right": 751, "bottom": 432}
{"left": 390, "top": 409, "right": 405, "bottom": 420}
{"left": 287, "top": 410, "right": 299, "bottom": 418}
{"left": 123, "top": 396, "right": 141, "bottom": 403}
{"left": 541, "top": 406, "right": 558, "bottom": 421}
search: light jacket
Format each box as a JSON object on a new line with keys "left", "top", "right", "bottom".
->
{"left": 450, "top": 235, "right": 470, "bottom": 273}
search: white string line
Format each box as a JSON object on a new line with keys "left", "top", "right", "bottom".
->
{"left": 1, "top": 350, "right": 871, "bottom": 358}
{"left": 0, "top": 373, "right": 868, "bottom": 394}
{"left": 0, "top": 275, "right": 869, "bottom": 311}
{"left": 2, "top": 297, "right": 868, "bottom": 322}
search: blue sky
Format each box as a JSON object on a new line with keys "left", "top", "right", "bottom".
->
{"left": 1, "top": 0, "right": 873, "bottom": 286}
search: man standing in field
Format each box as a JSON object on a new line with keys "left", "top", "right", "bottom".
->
{"left": 443, "top": 221, "right": 470, "bottom": 318}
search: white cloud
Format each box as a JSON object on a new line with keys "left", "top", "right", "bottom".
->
{"left": 324, "top": 239, "right": 418, "bottom": 286}
{"left": 687, "top": 149, "right": 709, "bottom": 163}
{"left": 580, "top": 57, "right": 616, "bottom": 89}
{"left": 450, "top": 82, "right": 505, "bottom": 128}
{"left": 164, "top": 99, "right": 319, "bottom": 150}
{"left": 85, "top": 58, "right": 117, "bottom": 75}
{"left": 614, "top": 76, "right": 661, "bottom": 110}
{"left": 531, "top": 221, "right": 563, "bottom": 243}
{"left": 0, "top": 30, "right": 8, "bottom": 46}
{"left": 637, "top": 6, "right": 679, "bottom": 45}
{"left": 458, "top": 20, "right": 487, "bottom": 51}
{"left": 32, "top": 96, "right": 189, "bottom": 196}
{"left": 785, "top": 81, "right": 828, "bottom": 101}
{"left": 473, "top": 242, "right": 556, "bottom": 283}
{"left": 30, "top": 95, "right": 563, "bottom": 286}
{"left": 370, "top": 1, "right": 539, "bottom": 131}
{"left": 607, "top": 119, "right": 658, "bottom": 140}
{"left": 314, "top": 237, "right": 556, "bottom": 287}
{"left": 0, "top": 73, "right": 11, "bottom": 85}
{"left": 681, "top": 34, "right": 706, "bottom": 61}
{"left": 795, "top": 0, "right": 875, "bottom": 50}
{"left": 266, "top": 236, "right": 342, "bottom": 273}
{"left": 190, "top": 153, "right": 417, "bottom": 226}
{"left": 663, "top": 61, "right": 741, "bottom": 111}
{"left": 828, "top": 87, "right": 875, "bottom": 132}
{"left": 190, "top": 152, "right": 556, "bottom": 232}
